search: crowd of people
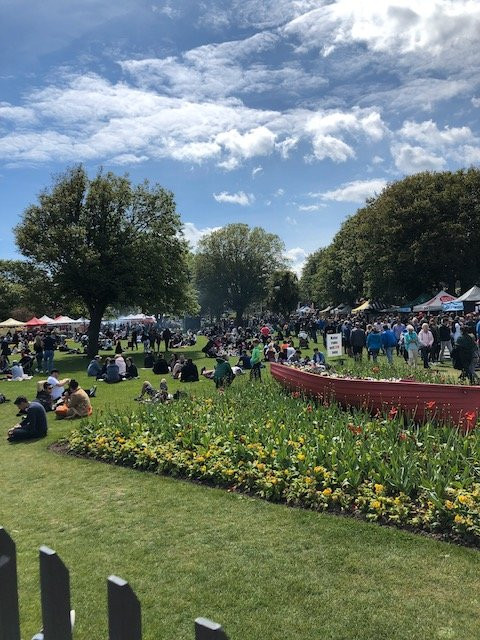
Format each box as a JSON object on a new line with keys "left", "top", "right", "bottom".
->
{"left": 3, "top": 308, "right": 480, "bottom": 441}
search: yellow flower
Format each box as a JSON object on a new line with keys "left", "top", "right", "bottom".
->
{"left": 195, "top": 455, "right": 205, "bottom": 463}
{"left": 458, "top": 494, "right": 473, "bottom": 506}
{"left": 371, "top": 500, "right": 381, "bottom": 510}
{"left": 297, "top": 453, "right": 306, "bottom": 462}
{"left": 454, "top": 514, "right": 465, "bottom": 524}
{"left": 314, "top": 465, "right": 324, "bottom": 474}
{"left": 200, "top": 465, "right": 207, "bottom": 472}
{"left": 444, "top": 500, "right": 455, "bottom": 510}
{"left": 256, "top": 462, "right": 266, "bottom": 472}
{"left": 225, "top": 469, "right": 235, "bottom": 476}
{"left": 322, "top": 487, "right": 332, "bottom": 496}
{"left": 268, "top": 476, "right": 278, "bottom": 485}
{"left": 374, "top": 484, "right": 384, "bottom": 494}
{"left": 304, "top": 476, "right": 313, "bottom": 484}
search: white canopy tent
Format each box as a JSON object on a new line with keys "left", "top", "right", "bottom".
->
{"left": 38, "top": 315, "right": 54, "bottom": 324}
{"left": 50, "top": 315, "right": 77, "bottom": 325}
{"left": 413, "top": 290, "right": 456, "bottom": 312}
{"left": 456, "top": 285, "right": 480, "bottom": 303}
{"left": 0, "top": 317, "right": 25, "bottom": 328}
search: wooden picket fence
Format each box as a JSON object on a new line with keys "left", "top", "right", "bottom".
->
{"left": 0, "top": 527, "right": 229, "bottom": 640}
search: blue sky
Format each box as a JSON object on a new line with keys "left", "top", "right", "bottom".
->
{"left": 1, "top": 0, "right": 479, "bottom": 274}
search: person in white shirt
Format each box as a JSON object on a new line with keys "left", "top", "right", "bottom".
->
{"left": 115, "top": 354, "right": 126, "bottom": 378}
{"left": 10, "top": 362, "right": 25, "bottom": 380}
{"left": 418, "top": 323, "right": 434, "bottom": 369}
{"left": 47, "top": 369, "right": 70, "bottom": 402}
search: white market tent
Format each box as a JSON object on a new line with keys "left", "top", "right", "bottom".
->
{"left": 74, "top": 317, "right": 90, "bottom": 324}
{"left": 333, "top": 303, "right": 353, "bottom": 314}
{"left": 117, "top": 313, "right": 156, "bottom": 323}
{"left": 38, "top": 315, "right": 54, "bottom": 324}
{"left": 413, "top": 290, "right": 456, "bottom": 312}
{"left": 50, "top": 315, "right": 77, "bottom": 325}
{"left": 0, "top": 317, "right": 25, "bottom": 328}
{"left": 456, "top": 285, "right": 480, "bottom": 303}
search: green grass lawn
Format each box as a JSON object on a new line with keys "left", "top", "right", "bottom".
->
{"left": 1, "top": 339, "right": 478, "bottom": 639}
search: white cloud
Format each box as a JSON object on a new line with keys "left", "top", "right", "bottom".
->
{"left": 0, "top": 102, "right": 36, "bottom": 125}
{"left": 274, "top": 188, "right": 285, "bottom": 197}
{"left": 399, "top": 120, "right": 473, "bottom": 147}
{"left": 285, "top": 246, "right": 308, "bottom": 276}
{"left": 309, "top": 135, "right": 355, "bottom": 163}
{"left": 285, "top": 216, "right": 297, "bottom": 225}
{"left": 298, "top": 204, "right": 324, "bottom": 212}
{"left": 392, "top": 143, "right": 446, "bottom": 174}
{"left": 473, "top": 97, "right": 480, "bottom": 108}
{"left": 284, "top": 1, "right": 480, "bottom": 71}
{"left": 372, "top": 156, "right": 384, "bottom": 164}
{"left": 183, "top": 222, "right": 221, "bottom": 250}
{"left": 110, "top": 153, "right": 148, "bottom": 165}
{"left": 120, "top": 32, "right": 327, "bottom": 102}
{"left": 213, "top": 191, "right": 254, "bottom": 206}
{"left": 252, "top": 165, "right": 263, "bottom": 177}
{"left": 0, "top": 68, "right": 390, "bottom": 170}
{"left": 215, "top": 126, "right": 276, "bottom": 161}
{"left": 319, "top": 178, "right": 387, "bottom": 202}
{"left": 461, "top": 146, "right": 480, "bottom": 164}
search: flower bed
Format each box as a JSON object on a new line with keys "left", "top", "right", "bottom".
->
{"left": 67, "top": 380, "right": 480, "bottom": 545}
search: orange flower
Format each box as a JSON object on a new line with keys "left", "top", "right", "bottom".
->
{"left": 425, "top": 400, "right": 436, "bottom": 410}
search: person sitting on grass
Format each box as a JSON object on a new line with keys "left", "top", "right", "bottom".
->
{"left": 236, "top": 350, "right": 252, "bottom": 370}
{"left": 104, "top": 358, "right": 121, "bottom": 383}
{"left": 172, "top": 355, "right": 185, "bottom": 379}
{"left": 312, "top": 348, "right": 326, "bottom": 365}
{"left": 135, "top": 378, "right": 170, "bottom": 402}
{"left": 213, "top": 357, "right": 235, "bottom": 389}
{"left": 47, "top": 369, "right": 70, "bottom": 403}
{"left": 115, "top": 354, "right": 127, "bottom": 378}
{"left": 87, "top": 355, "right": 103, "bottom": 378}
{"left": 35, "top": 381, "right": 54, "bottom": 412}
{"left": 125, "top": 357, "right": 138, "bottom": 379}
{"left": 64, "top": 380, "right": 92, "bottom": 419}
{"left": 153, "top": 353, "right": 169, "bottom": 374}
{"left": 180, "top": 358, "right": 199, "bottom": 382}
{"left": 7, "top": 396, "right": 47, "bottom": 442}
{"left": 10, "top": 361, "right": 26, "bottom": 380}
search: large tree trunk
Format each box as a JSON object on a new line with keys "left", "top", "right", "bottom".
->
{"left": 87, "top": 305, "right": 106, "bottom": 358}
{"left": 235, "top": 308, "right": 245, "bottom": 326}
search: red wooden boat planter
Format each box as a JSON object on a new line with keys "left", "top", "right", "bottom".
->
{"left": 270, "top": 363, "right": 480, "bottom": 429}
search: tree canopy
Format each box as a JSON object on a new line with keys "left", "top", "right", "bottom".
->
{"left": 0, "top": 260, "right": 56, "bottom": 321}
{"left": 300, "top": 168, "right": 480, "bottom": 306}
{"left": 15, "top": 166, "right": 196, "bottom": 355}
{"left": 195, "top": 223, "right": 286, "bottom": 323}
{"left": 267, "top": 270, "right": 300, "bottom": 316}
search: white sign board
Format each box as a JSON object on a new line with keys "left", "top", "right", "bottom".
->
{"left": 326, "top": 333, "right": 343, "bottom": 358}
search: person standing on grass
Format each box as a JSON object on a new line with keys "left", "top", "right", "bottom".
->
{"left": 42, "top": 332, "right": 55, "bottom": 373}
{"left": 163, "top": 326, "right": 172, "bottom": 352}
{"left": 392, "top": 319, "right": 406, "bottom": 356}
{"left": 250, "top": 338, "right": 263, "bottom": 381}
{"left": 33, "top": 335, "right": 44, "bottom": 373}
{"left": 455, "top": 326, "right": 479, "bottom": 384}
{"left": 404, "top": 325, "right": 420, "bottom": 367}
{"left": 350, "top": 323, "right": 366, "bottom": 361}
{"left": 418, "top": 323, "right": 434, "bottom": 369}
{"left": 7, "top": 396, "right": 47, "bottom": 442}
{"left": 381, "top": 324, "right": 397, "bottom": 365}
{"left": 439, "top": 317, "right": 453, "bottom": 362}
{"left": 366, "top": 327, "right": 382, "bottom": 362}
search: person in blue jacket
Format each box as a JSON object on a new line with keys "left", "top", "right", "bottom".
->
{"left": 381, "top": 324, "right": 397, "bottom": 365}
{"left": 366, "top": 327, "right": 382, "bottom": 362}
